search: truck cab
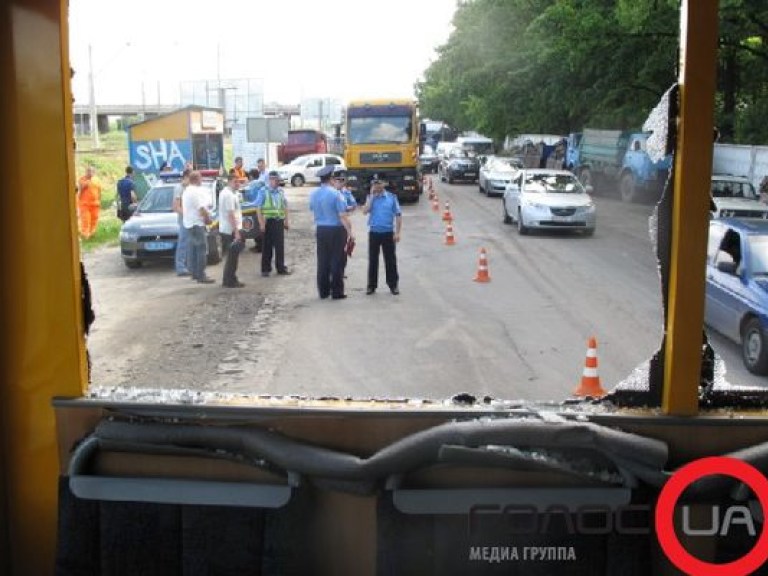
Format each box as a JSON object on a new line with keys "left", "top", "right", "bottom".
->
{"left": 343, "top": 99, "right": 422, "bottom": 203}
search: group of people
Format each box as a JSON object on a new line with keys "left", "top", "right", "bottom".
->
{"left": 171, "top": 158, "right": 290, "bottom": 287}
{"left": 79, "top": 156, "right": 404, "bottom": 298}
{"left": 308, "top": 165, "right": 402, "bottom": 300}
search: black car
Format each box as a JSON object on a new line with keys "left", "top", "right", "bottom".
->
{"left": 438, "top": 148, "right": 480, "bottom": 184}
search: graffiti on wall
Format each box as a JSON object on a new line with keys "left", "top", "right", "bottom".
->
{"left": 130, "top": 139, "right": 191, "bottom": 172}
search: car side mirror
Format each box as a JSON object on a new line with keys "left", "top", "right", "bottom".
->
{"left": 716, "top": 261, "right": 738, "bottom": 275}
{"left": 585, "top": 185, "right": 594, "bottom": 195}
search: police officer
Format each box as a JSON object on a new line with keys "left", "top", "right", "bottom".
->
{"left": 331, "top": 168, "right": 356, "bottom": 278}
{"left": 362, "top": 174, "right": 402, "bottom": 295}
{"left": 255, "top": 170, "right": 291, "bottom": 277}
{"left": 309, "top": 165, "right": 353, "bottom": 299}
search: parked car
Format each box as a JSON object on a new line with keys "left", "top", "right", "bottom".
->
{"left": 275, "top": 153, "right": 345, "bottom": 187}
{"left": 705, "top": 218, "right": 768, "bottom": 374}
{"left": 502, "top": 169, "right": 596, "bottom": 236}
{"left": 119, "top": 177, "right": 222, "bottom": 269}
{"left": 710, "top": 174, "right": 768, "bottom": 219}
{"left": 438, "top": 148, "right": 480, "bottom": 184}
{"left": 478, "top": 156, "right": 523, "bottom": 197}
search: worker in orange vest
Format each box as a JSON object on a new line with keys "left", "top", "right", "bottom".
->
{"left": 77, "top": 166, "right": 102, "bottom": 239}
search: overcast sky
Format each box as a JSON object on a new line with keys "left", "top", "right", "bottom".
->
{"left": 68, "top": 0, "right": 457, "bottom": 107}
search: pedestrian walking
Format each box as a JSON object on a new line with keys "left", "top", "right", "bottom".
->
{"left": 255, "top": 171, "right": 291, "bottom": 277}
{"left": 181, "top": 171, "right": 215, "bottom": 284}
{"left": 362, "top": 175, "right": 402, "bottom": 295}
{"left": 116, "top": 166, "right": 137, "bottom": 222}
{"left": 172, "top": 168, "right": 191, "bottom": 276}
{"left": 309, "top": 166, "right": 353, "bottom": 299}
{"left": 219, "top": 173, "right": 245, "bottom": 288}
{"left": 77, "top": 166, "right": 102, "bottom": 239}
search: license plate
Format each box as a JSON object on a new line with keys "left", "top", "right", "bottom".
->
{"left": 552, "top": 215, "right": 572, "bottom": 222}
{"left": 144, "top": 241, "right": 174, "bottom": 251}
{"left": 464, "top": 172, "right": 476, "bottom": 177}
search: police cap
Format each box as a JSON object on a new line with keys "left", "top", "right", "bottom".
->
{"left": 317, "top": 165, "right": 335, "bottom": 179}
{"left": 268, "top": 170, "right": 280, "bottom": 178}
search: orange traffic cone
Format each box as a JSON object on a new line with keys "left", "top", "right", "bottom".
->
{"left": 473, "top": 247, "right": 490, "bottom": 282}
{"left": 442, "top": 201, "right": 453, "bottom": 222}
{"left": 432, "top": 196, "right": 440, "bottom": 212}
{"left": 573, "top": 337, "right": 607, "bottom": 398}
{"left": 444, "top": 222, "right": 456, "bottom": 245}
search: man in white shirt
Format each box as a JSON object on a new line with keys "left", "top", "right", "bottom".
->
{"left": 218, "top": 173, "right": 245, "bottom": 288}
{"left": 182, "top": 171, "right": 215, "bottom": 284}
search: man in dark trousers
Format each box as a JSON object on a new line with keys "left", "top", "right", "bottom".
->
{"left": 309, "top": 166, "right": 353, "bottom": 299}
{"left": 255, "top": 171, "right": 291, "bottom": 277}
{"left": 362, "top": 175, "right": 402, "bottom": 295}
{"left": 116, "top": 166, "right": 137, "bottom": 222}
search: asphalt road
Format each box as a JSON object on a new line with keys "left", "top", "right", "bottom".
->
{"left": 84, "top": 179, "right": 767, "bottom": 402}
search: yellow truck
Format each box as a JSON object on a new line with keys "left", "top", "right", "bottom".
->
{"left": 343, "top": 99, "right": 423, "bottom": 203}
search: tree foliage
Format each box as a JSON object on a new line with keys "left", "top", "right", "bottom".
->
{"left": 416, "top": 0, "right": 768, "bottom": 144}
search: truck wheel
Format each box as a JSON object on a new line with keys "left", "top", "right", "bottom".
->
{"left": 579, "top": 168, "right": 593, "bottom": 191}
{"left": 206, "top": 232, "right": 221, "bottom": 265}
{"left": 619, "top": 172, "right": 638, "bottom": 203}
{"left": 742, "top": 317, "right": 768, "bottom": 375}
{"left": 291, "top": 174, "right": 305, "bottom": 187}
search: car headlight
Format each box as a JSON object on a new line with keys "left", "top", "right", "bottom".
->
{"left": 120, "top": 230, "right": 139, "bottom": 242}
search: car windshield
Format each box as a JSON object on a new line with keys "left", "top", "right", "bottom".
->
{"left": 748, "top": 236, "right": 768, "bottom": 275}
{"left": 290, "top": 156, "right": 310, "bottom": 166}
{"left": 137, "top": 185, "right": 175, "bottom": 213}
{"left": 711, "top": 179, "right": 758, "bottom": 199}
{"left": 494, "top": 158, "right": 521, "bottom": 170}
{"left": 524, "top": 174, "right": 584, "bottom": 194}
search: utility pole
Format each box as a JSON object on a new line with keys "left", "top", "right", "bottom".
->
{"left": 88, "top": 44, "right": 100, "bottom": 149}
{"left": 318, "top": 99, "right": 323, "bottom": 131}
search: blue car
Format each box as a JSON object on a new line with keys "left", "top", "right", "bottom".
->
{"left": 705, "top": 218, "right": 768, "bottom": 374}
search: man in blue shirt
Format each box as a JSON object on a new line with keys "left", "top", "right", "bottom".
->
{"left": 255, "top": 171, "right": 291, "bottom": 277}
{"left": 362, "top": 175, "right": 402, "bottom": 295}
{"left": 116, "top": 166, "right": 137, "bottom": 222}
{"left": 309, "top": 165, "right": 354, "bottom": 299}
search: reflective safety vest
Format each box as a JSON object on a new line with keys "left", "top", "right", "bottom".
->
{"left": 261, "top": 188, "right": 286, "bottom": 219}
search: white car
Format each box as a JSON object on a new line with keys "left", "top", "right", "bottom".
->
{"left": 710, "top": 174, "right": 768, "bottom": 219}
{"left": 478, "top": 156, "right": 523, "bottom": 197}
{"left": 502, "top": 169, "right": 596, "bottom": 236}
{"left": 276, "top": 153, "right": 345, "bottom": 187}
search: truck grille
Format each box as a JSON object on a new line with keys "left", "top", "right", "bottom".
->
{"left": 359, "top": 152, "right": 403, "bottom": 164}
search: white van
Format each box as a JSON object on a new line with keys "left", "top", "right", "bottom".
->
{"left": 456, "top": 135, "right": 495, "bottom": 156}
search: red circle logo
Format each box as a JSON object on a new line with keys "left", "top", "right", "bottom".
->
{"left": 655, "top": 456, "right": 768, "bottom": 575}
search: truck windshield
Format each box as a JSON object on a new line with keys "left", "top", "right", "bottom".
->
{"left": 348, "top": 116, "right": 412, "bottom": 144}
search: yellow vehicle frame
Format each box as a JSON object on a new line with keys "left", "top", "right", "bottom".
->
{"left": 0, "top": 1, "right": 750, "bottom": 574}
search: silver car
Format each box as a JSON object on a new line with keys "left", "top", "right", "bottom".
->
{"left": 502, "top": 169, "right": 596, "bottom": 236}
{"left": 478, "top": 156, "right": 523, "bottom": 197}
{"left": 120, "top": 179, "right": 221, "bottom": 268}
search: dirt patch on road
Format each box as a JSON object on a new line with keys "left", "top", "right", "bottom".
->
{"left": 85, "top": 195, "right": 316, "bottom": 395}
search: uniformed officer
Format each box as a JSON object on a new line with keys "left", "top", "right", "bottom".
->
{"left": 362, "top": 175, "right": 402, "bottom": 295}
{"left": 309, "top": 165, "right": 354, "bottom": 299}
{"left": 255, "top": 171, "right": 291, "bottom": 276}
{"left": 331, "top": 168, "right": 356, "bottom": 278}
